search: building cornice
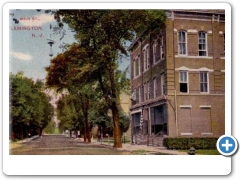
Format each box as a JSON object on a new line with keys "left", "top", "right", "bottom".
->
{"left": 131, "top": 96, "right": 166, "bottom": 110}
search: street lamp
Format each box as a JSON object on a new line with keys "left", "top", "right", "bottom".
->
{"left": 47, "top": 39, "right": 55, "bottom": 57}
{"left": 47, "top": 24, "right": 55, "bottom": 58}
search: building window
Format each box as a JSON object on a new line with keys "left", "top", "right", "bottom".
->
{"left": 143, "top": 82, "right": 150, "bottom": 100}
{"left": 133, "top": 56, "right": 141, "bottom": 78}
{"left": 143, "top": 46, "right": 150, "bottom": 71}
{"left": 160, "top": 35, "right": 165, "bottom": 59}
{"left": 136, "top": 87, "right": 139, "bottom": 103}
{"left": 137, "top": 56, "right": 141, "bottom": 76}
{"left": 200, "top": 72, "right": 209, "bottom": 93}
{"left": 153, "top": 43, "right": 157, "bottom": 63}
{"left": 131, "top": 89, "right": 136, "bottom": 102}
{"left": 144, "top": 83, "right": 147, "bottom": 101}
{"left": 138, "top": 86, "right": 141, "bottom": 103}
{"left": 153, "top": 39, "right": 163, "bottom": 64}
{"left": 178, "top": 31, "right": 187, "bottom": 55}
{"left": 133, "top": 59, "right": 138, "bottom": 78}
{"left": 179, "top": 71, "right": 188, "bottom": 93}
{"left": 153, "top": 78, "right": 157, "bottom": 98}
{"left": 160, "top": 73, "right": 165, "bottom": 95}
{"left": 147, "top": 81, "right": 150, "bottom": 100}
{"left": 132, "top": 113, "right": 141, "bottom": 134}
{"left": 147, "top": 46, "right": 150, "bottom": 68}
{"left": 198, "top": 31, "right": 207, "bottom": 56}
{"left": 143, "top": 50, "right": 146, "bottom": 71}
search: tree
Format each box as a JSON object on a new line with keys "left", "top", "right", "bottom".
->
{"left": 46, "top": 48, "right": 98, "bottom": 142}
{"left": 47, "top": 10, "right": 165, "bottom": 148}
{"left": 54, "top": 82, "right": 98, "bottom": 142}
{"left": 56, "top": 94, "right": 82, "bottom": 138}
{"left": 10, "top": 72, "right": 54, "bottom": 140}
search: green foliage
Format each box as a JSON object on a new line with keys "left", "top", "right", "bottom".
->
{"left": 163, "top": 137, "right": 218, "bottom": 150}
{"left": 146, "top": 10, "right": 166, "bottom": 32}
{"left": 88, "top": 98, "right": 130, "bottom": 136}
{"left": 119, "top": 111, "right": 130, "bottom": 134}
{"left": 47, "top": 10, "right": 166, "bottom": 147}
{"left": 44, "top": 120, "right": 56, "bottom": 134}
{"left": 10, "top": 72, "right": 54, "bottom": 139}
{"left": 56, "top": 94, "right": 82, "bottom": 131}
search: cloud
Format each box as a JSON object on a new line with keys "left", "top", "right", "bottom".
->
{"left": 20, "top": 14, "right": 55, "bottom": 26}
{"left": 10, "top": 51, "right": 32, "bottom": 61}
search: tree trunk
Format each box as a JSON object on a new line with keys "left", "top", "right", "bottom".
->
{"left": 97, "top": 65, "right": 122, "bottom": 148}
{"left": 109, "top": 66, "right": 122, "bottom": 148}
{"left": 84, "top": 111, "right": 91, "bottom": 143}
{"left": 20, "top": 129, "right": 24, "bottom": 139}
{"left": 83, "top": 128, "right": 87, "bottom": 142}
{"left": 82, "top": 95, "right": 91, "bottom": 143}
{"left": 111, "top": 103, "right": 122, "bottom": 148}
{"left": 81, "top": 124, "right": 86, "bottom": 142}
{"left": 39, "top": 128, "right": 43, "bottom": 136}
{"left": 84, "top": 113, "right": 91, "bottom": 142}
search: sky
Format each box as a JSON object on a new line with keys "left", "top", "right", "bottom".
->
{"left": 9, "top": 9, "right": 72, "bottom": 81}
{"left": 9, "top": 9, "right": 131, "bottom": 81}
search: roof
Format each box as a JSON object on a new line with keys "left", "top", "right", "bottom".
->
{"left": 171, "top": 9, "right": 225, "bottom": 14}
{"left": 128, "top": 9, "right": 225, "bottom": 51}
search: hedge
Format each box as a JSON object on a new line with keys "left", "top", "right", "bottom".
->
{"left": 163, "top": 137, "right": 218, "bottom": 150}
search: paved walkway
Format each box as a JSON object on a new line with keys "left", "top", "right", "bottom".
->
{"left": 92, "top": 140, "right": 188, "bottom": 155}
{"left": 119, "top": 143, "right": 188, "bottom": 155}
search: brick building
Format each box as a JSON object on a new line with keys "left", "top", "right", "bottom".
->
{"left": 129, "top": 10, "right": 225, "bottom": 143}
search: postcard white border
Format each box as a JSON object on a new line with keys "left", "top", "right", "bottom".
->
{"left": 3, "top": 2, "right": 231, "bottom": 176}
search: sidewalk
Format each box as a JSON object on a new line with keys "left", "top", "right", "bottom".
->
{"left": 92, "top": 140, "right": 188, "bottom": 155}
{"left": 9, "top": 135, "right": 40, "bottom": 150}
{"left": 120, "top": 143, "right": 188, "bottom": 155}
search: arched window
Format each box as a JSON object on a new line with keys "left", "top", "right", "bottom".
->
{"left": 178, "top": 30, "right": 187, "bottom": 55}
{"left": 143, "top": 45, "right": 150, "bottom": 71}
{"left": 160, "top": 35, "right": 165, "bottom": 60}
{"left": 152, "top": 42, "right": 157, "bottom": 63}
{"left": 133, "top": 55, "right": 141, "bottom": 78}
{"left": 198, "top": 31, "right": 207, "bottom": 56}
{"left": 200, "top": 71, "right": 209, "bottom": 93}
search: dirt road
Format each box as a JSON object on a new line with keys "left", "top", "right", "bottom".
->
{"left": 10, "top": 135, "right": 136, "bottom": 155}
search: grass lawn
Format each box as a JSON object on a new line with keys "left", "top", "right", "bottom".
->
{"left": 195, "top": 149, "right": 221, "bottom": 155}
{"left": 101, "top": 137, "right": 131, "bottom": 144}
{"left": 180, "top": 149, "right": 220, "bottom": 155}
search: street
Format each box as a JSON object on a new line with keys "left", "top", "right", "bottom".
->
{"left": 10, "top": 135, "right": 136, "bottom": 155}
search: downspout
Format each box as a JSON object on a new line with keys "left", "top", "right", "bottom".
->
{"left": 210, "top": 14, "right": 216, "bottom": 134}
{"left": 149, "top": 32, "right": 152, "bottom": 136}
{"left": 211, "top": 14, "right": 215, "bottom": 134}
{"left": 130, "top": 50, "right": 134, "bottom": 140}
{"left": 172, "top": 11, "right": 178, "bottom": 136}
{"left": 211, "top": 14, "right": 215, "bottom": 91}
{"left": 140, "top": 38, "right": 143, "bottom": 134}
{"left": 175, "top": 90, "right": 178, "bottom": 136}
